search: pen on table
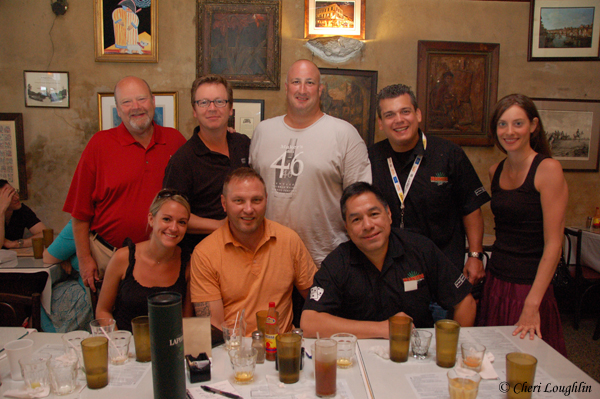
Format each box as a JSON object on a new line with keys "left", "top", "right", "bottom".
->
{"left": 0, "top": 330, "right": 30, "bottom": 354}
{"left": 200, "top": 385, "right": 244, "bottom": 399}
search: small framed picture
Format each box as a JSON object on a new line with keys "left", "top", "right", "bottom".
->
{"left": 24, "top": 71, "right": 69, "bottom": 108}
{"left": 0, "top": 113, "right": 28, "bottom": 199}
{"left": 533, "top": 98, "right": 600, "bottom": 171}
{"left": 305, "top": 0, "right": 366, "bottom": 39}
{"left": 230, "top": 99, "right": 265, "bottom": 138}
{"left": 528, "top": 0, "right": 600, "bottom": 61}
{"left": 97, "top": 92, "right": 178, "bottom": 131}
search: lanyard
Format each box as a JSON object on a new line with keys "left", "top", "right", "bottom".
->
{"left": 387, "top": 133, "right": 427, "bottom": 228}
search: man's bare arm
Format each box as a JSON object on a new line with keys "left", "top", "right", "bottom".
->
{"left": 300, "top": 310, "right": 391, "bottom": 339}
{"left": 186, "top": 215, "right": 226, "bottom": 235}
{"left": 194, "top": 299, "right": 225, "bottom": 329}
{"left": 194, "top": 302, "right": 211, "bottom": 317}
{"left": 453, "top": 294, "right": 476, "bottom": 327}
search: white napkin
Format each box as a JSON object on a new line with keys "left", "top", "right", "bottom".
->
{"left": 457, "top": 352, "right": 498, "bottom": 379}
{"left": 3, "top": 386, "right": 50, "bottom": 398}
{"left": 369, "top": 345, "right": 390, "bottom": 360}
{"left": 0, "top": 249, "right": 18, "bottom": 268}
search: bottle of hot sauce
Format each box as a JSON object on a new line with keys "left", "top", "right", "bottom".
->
{"left": 592, "top": 207, "right": 600, "bottom": 229}
{"left": 265, "top": 302, "right": 278, "bottom": 361}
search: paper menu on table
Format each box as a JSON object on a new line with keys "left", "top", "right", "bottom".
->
{"left": 407, "top": 368, "right": 560, "bottom": 399}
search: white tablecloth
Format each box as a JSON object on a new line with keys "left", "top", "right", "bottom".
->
{"left": 0, "top": 257, "right": 61, "bottom": 312}
{"left": 566, "top": 227, "right": 600, "bottom": 274}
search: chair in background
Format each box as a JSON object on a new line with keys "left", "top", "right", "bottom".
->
{"left": 0, "top": 271, "right": 48, "bottom": 330}
{"left": 564, "top": 228, "right": 600, "bottom": 332}
{"left": 0, "top": 292, "right": 42, "bottom": 330}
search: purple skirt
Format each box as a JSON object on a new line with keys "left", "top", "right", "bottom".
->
{"left": 477, "top": 271, "right": 567, "bottom": 357}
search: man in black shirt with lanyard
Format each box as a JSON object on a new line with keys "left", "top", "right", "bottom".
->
{"left": 368, "top": 84, "right": 490, "bottom": 313}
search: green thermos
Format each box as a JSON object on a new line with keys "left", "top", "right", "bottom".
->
{"left": 148, "top": 292, "right": 185, "bottom": 399}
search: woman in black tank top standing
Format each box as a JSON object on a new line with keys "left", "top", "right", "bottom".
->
{"left": 96, "top": 189, "right": 194, "bottom": 331}
{"left": 478, "top": 94, "right": 568, "bottom": 356}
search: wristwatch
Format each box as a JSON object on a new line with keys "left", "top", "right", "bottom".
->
{"left": 18, "top": 239, "right": 24, "bottom": 248}
{"left": 467, "top": 251, "right": 484, "bottom": 261}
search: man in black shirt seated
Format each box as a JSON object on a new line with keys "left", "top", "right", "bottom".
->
{"left": 300, "top": 182, "right": 476, "bottom": 338}
{"left": 0, "top": 179, "right": 46, "bottom": 249}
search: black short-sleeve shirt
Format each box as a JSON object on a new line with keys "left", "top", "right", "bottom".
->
{"left": 369, "top": 132, "right": 490, "bottom": 269}
{"left": 163, "top": 128, "right": 250, "bottom": 250}
{"left": 303, "top": 228, "right": 472, "bottom": 328}
{"left": 4, "top": 204, "right": 41, "bottom": 245}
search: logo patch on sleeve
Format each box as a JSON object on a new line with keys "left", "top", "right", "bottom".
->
{"left": 309, "top": 286, "right": 324, "bottom": 301}
{"left": 454, "top": 274, "right": 467, "bottom": 288}
{"left": 474, "top": 187, "right": 487, "bottom": 196}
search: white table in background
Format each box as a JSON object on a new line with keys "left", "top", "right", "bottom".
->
{"left": 566, "top": 226, "right": 600, "bottom": 274}
{"left": 0, "top": 257, "right": 61, "bottom": 312}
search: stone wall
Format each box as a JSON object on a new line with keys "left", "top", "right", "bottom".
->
{"left": 0, "top": 0, "right": 598, "bottom": 234}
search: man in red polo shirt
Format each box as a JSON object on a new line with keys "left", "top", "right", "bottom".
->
{"left": 63, "top": 76, "right": 186, "bottom": 291}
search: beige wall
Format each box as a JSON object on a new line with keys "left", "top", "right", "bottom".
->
{"left": 0, "top": 0, "right": 598, "bottom": 234}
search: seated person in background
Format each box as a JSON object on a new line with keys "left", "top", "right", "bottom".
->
{"left": 42, "top": 220, "right": 93, "bottom": 333}
{"left": 191, "top": 167, "right": 317, "bottom": 336}
{"left": 301, "top": 182, "right": 476, "bottom": 338}
{"left": 0, "top": 180, "right": 46, "bottom": 249}
{"left": 96, "top": 189, "right": 194, "bottom": 331}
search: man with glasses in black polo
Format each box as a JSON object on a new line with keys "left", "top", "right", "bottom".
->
{"left": 163, "top": 75, "right": 250, "bottom": 252}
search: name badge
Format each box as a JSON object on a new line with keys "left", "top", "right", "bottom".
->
{"left": 404, "top": 280, "right": 418, "bottom": 292}
{"left": 403, "top": 273, "right": 425, "bottom": 292}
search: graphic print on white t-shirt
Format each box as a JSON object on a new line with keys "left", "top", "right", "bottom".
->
{"left": 270, "top": 138, "right": 304, "bottom": 197}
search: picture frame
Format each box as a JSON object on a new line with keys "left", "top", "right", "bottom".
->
{"left": 528, "top": 0, "right": 600, "bottom": 61}
{"left": 230, "top": 99, "right": 265, "bottom": 138}
{"left": 416, "top": 41, "right": 499, "bottom": 146}
{"left": 23, "top": 71, "right": 69, "bottom": 108}
{"left": 93, "top": 0, "right": 158, "bottom": 63}
{"left": 532, "top": 98, "right": 600, "bottom": 171}
{"left": 0, "top": 113, "right": 28, "bottom": 199}
{"left": 319, "top": 68, "right": 378, "bottom": 146}
{"left": 304, "top": 0, "right": 366, "bottom": 39}
{"left": 197, "top": 0, "right": 282, "bottom": 90}
{"left": 97, "top": 92, "right": 178, "bottom": 131}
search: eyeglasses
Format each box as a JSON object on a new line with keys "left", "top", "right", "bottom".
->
{"left": 194, "top": 99, "right": 229, "bottom": 108}
{"left": 157, "top": 188, "right": 188, "bottom": 202}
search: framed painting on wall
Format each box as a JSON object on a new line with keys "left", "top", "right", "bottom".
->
{"left": 0, "top": 114, "right": 28, "bottom": 199}
{"left": 94, "top": 0, "right": 158, "bottom": 63}
{"left": 197, "top": 0, "right": 281, "bottom": 90}
{"left": 533, "top": 98, "right": 600, "bottom": 171}
{"left": 229, "top": 99, "right": 264, "bottom": 138}
{"left": 528, "top": 0, "right": 600, "bottom": 61}
{"left": 98, "top": 92, "right": 178, "bottom": 131}
{"left": 304, "top": 0, "right": 366, "bottom": 39}
{"left": 24, "top": 71, "right": 69, "bottom": 108}
{"left": 416, "top": 40, "right": 499, "bottom": 146}
{"left": 319, "top": 68, "right": 377, "bottom": 146}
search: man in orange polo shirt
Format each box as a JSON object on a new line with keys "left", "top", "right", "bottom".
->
{"left": 190, "top": 167, "right": 317, "bottom": 335}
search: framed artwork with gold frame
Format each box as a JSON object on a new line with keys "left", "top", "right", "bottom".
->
{"left": 94, "top": 0, "right": 158, "bottom": 63}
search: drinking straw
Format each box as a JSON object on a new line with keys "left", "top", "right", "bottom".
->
{"left": 99, "top": 327, "right": 124, "bottom": 358}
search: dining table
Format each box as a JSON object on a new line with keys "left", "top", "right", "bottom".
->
{"left": 1, "top": 325, "right": 598, "bottom": 399}
{"left": 0, "top": 255, "right": 62, "bottom": 313}
{"left": 566, "top": 226, "right": 600, "bottom": 274}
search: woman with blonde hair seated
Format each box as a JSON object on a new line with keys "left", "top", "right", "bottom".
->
{"left": 96, "top": 189, "right": 194, "bottom": 331}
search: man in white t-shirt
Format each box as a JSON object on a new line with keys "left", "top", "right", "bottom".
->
{"left": 250, "top": 59, "right": 371, "bottom": 266}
